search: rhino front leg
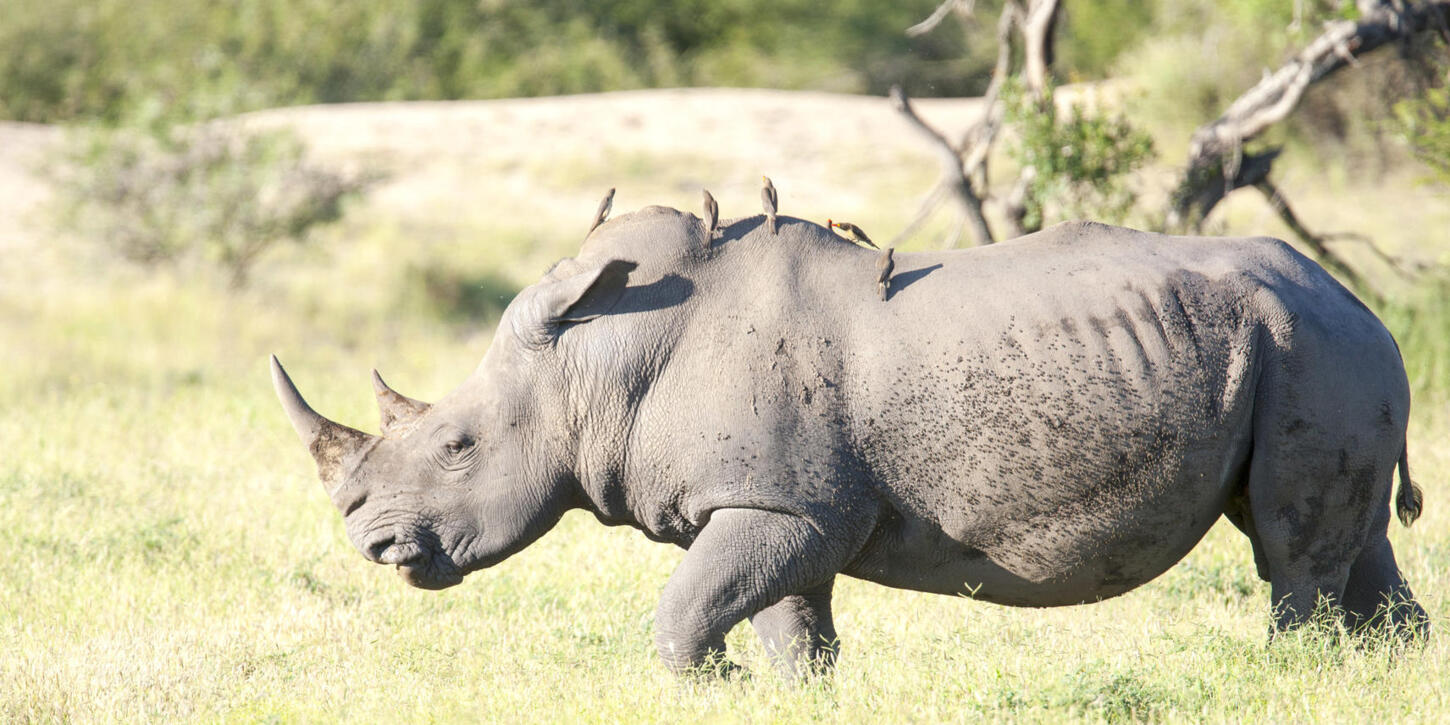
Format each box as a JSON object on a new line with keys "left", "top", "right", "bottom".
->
{"left": 654, "top": 508, "right": 856, "bottom": 676}
{"left": 749, "top": 578, "right": 838, "bottom": 677}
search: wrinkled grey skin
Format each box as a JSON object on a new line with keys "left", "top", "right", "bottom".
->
{"left": 272, "top": 207, "right": 1428, "bottom": 677}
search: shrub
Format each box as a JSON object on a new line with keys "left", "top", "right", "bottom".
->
{"left": 1394, "top": 81, "right": 1450, "bottom": 187}
{"left": 50, "top": 117, "right": 374, "bottom": 288}
{"left": 0, "top": 0, "right": 976, "bottom": 124}
{"left": 1001, "top": 80, "right": 1156, "bottom": 230}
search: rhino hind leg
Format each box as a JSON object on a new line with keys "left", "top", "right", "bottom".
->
{"left": 1245, "top": 417, "right": 1407, "bottom": 635}
{"left": 1248, "top": 475, "right": 1357, "bottom": 633}
{"left": 1341, "top": 535, "right": 1430, "bottom": 640}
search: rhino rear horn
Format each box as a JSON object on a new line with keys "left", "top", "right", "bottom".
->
{"left": 371, "top": 369, "right": 432, "bottom": 437}
{"left": 270, "top": 355, "right": 376, "bottom": 491}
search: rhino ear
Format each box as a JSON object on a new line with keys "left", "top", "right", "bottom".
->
{"left": 371, "top": 370, "right": 431, "bottom": 437}
{"left": 537, "top": 258, "right": 637, "bottom": 325}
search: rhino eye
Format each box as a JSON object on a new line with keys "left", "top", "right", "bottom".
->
{"left": 444, "top": 436, "right": 473, "bottom": 455}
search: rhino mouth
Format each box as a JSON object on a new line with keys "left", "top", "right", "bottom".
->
{"left": 389, "top": 545, "right": 465, "bottom": 589}
{"left": 365, "top": 533, "right": 467, "bottom": 590}
{"left": 396, "top": 560, "right": 464, "bottom": 589}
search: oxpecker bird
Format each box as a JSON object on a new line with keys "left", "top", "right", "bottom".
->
{"left": 876, "top": 248, "right": 895, "bottom": 301}
{"left": 588, "top": 187, "right": 615, "bottom": 234}
{"left": 829, "top": 220, "right": 879, "bottom": 249}
{"left": 760, "top": 176, "right": 778, "bottom": 235}
{"left": 702, "top": 188, "right": 719, "bottom": 236}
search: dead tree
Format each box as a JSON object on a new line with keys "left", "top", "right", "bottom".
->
{"left": 1169, "top": 0, "right": 1450, "bottom": 232}
{"left": 1254, "top": 178, "right": 1367, "bottom": 290}
{"left": 897, "top": 0, "right": 1445, "bottom": 296}
{"left": 891, "top": 0, "right": 1062, "bottom": 247}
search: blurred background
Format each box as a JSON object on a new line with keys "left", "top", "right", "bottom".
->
{"left": 4, "top": 1, "right": 1450, "bottom": 720}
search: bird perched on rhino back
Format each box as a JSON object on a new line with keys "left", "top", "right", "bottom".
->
{"left": 702, "top": 189, "right": 719, "bottom": 235}
{"left": 829, "top": 220, "right": 879, "bottom": 249}
{"left": 760, "top": 176, "right": 778, "bottom": 235}
{"left": 875, "top": 247, "right": 894, "bottom": 301}
{"left": 588, "top": 187, "right": 615, "bottom": 234}
{"left": 701, "top": 188, "right": 720, "bottom": 257}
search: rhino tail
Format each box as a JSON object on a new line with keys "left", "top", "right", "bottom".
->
{"left": 1396, "top": 441, "right": 1424, "bottom": 527}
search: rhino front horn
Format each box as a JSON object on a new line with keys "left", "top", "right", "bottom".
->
{"left": 270, "top": 355, "right": 376, "bottom": 490}
{"left": 372, "top": 369, "right": 431, "bottom": 437}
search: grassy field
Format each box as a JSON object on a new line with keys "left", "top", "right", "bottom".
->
{"left": 3, "top": 91, "right": 1450, "bottom": 722}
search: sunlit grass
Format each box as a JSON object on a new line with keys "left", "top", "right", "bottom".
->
{"left": 4, "top": 244, "right": 1448, "bottom": 724}
{"left": 4, "top": 120, "right": 1450, "bottom": 721}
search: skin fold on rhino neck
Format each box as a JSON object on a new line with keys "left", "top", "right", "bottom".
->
{"left": 548, "top": 310, "right": 689, "bottom": 541}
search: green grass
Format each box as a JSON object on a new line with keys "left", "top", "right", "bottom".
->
{"left": 5, "top": 154, "right": 1450, "bottom": 723}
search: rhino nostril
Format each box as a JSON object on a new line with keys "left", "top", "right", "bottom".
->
{"left": 365, "top": 535, "right": 395, "bottom": 562}
{"left": 343, "top": 492, "right": 368, "bottom": 517}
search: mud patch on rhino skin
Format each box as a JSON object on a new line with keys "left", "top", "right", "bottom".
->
{"left": 1377, "top": 401, "right": 1395, "bottom": 430}
{"left": 1275, "top": 504, "right": 1303, "bottom": 532}
{"left": 1280, "top": 495, "right": 1331, "bottom": 563}
{"left": 310, "top": 426, "right": 373, "bottom": 489}
{"left": 1348, "top": 464, "right": 1378, "bottom": 509}
{"left": 1309, "top": 535, "right": 1362, "bottom": 579}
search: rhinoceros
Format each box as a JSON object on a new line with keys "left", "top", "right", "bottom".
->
{"left": 271, "top": 197, "right": 1427, "bottom": 676}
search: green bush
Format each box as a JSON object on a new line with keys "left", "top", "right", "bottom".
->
{"left": 1395, "top": 83, "right": 1450, "bottom": 187}
{"left": 1002, "top": 80, "right": 1156, "bottom": 230}
{"left": 50, "top": 116, "right": 374, "bottom": 288}
{"left": 8, "top": 0, "right": 1412, "bottom": 129}
{"left": 1057, "top": 0, "right": 1156, "bottom": 81}
{"left": 0, "top": 0, "right": 979, "bottom": 124}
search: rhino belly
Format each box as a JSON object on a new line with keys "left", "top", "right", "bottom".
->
{"left": 846, "top": 484, "right": 1229, "bottom": 607}
{"left": 846, "top": 399, "right": 1252, "bottom": 606}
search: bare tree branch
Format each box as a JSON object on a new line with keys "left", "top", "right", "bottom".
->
{"left": 1000, "top": 166, "right": 1036, "bottom": 239}
{"left": 1000, "top": 0, "right": 1061, "bottom": 236}
{"left": 958, "top": 4, "right": 1020, "bottom": 179}
{"left": 907, "top": 0, "right": 976, "bottom": 38}
{"left": 891, "top": 0, "right": 1061, "bottom": 247}
{"left": 1323, "top": 231, "right": 1420, "bottom": 277}
{"left": 944, "top": 209, "right": 967, "bottom": 248}
{"left": 1253, "top": 178, "right": 1371, "bottom": 295}
{"left": 889, "top": 85, "right": 994, "bottom": 246}
{"left": 1019, "top": 0, "right": 1062, "bottom": 97}
{"left": 1169, "top": 0, "right": 1450, "bottom": 231}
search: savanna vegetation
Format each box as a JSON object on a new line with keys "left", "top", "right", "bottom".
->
{"left": 4, "top": 0, "right": 1450, "bottom": 721}
{"left": 2, "top": 0, "right": 1385, "bottom": 126}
